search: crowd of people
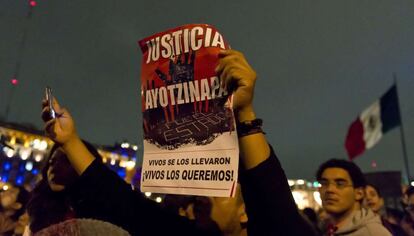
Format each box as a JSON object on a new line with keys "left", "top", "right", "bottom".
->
{"left": 0, "top": 49, "right": 413, "bottom": 235}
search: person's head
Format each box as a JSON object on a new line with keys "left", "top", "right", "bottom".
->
{"left": 210, "top": 184, "right": 247, "bottom": 235}
{"left": 402, "top": 188, "right": 414, "bottom": 236}
{"left": 363, "top": 184, "right": 384, "bottom": 213}
{"left": 316, "top": 159, "right": 366, "bottom": 221}
{"left": 0, "top": 185, "right": 30, "bottom": 220}
{"left": 45, "top": 140, "right": 101, "bottom": 191}
{"left": 405, "top": 186, "right": 414, "bottom": 220}
{"left": 27, "top": 140, "right": 102, "bottom": 233}
{"left": 406, "top": 186, "right": 414, "bottom": 205}
{"left": 175, "top": 184, "right": 247, "bottom": 236}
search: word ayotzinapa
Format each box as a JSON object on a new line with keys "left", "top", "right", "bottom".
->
{"left": 144, "top": 76, "right": 228, "bottom": 110}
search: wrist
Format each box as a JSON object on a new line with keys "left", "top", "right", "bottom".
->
{"left": 62, "top": 134, "right": 81, "bottom": 150}
{"left": 235, "top": 105, "right": 256, "bottom": 122}
{"left": 237, "top": 118, "right": 264, "bottom": 138}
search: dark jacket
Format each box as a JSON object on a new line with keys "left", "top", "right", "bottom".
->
{"left": 67, "top": 146, "right": 316, "bottom": 236}
{"left": 240, "top": 147, "right": 317, "bottom": 236}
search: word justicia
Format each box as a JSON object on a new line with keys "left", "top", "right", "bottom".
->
{"left": 144, "top": 76, "right": 228, "bottom": 110}
{"left": 145, "top": 26, "right": 226, "bottom": 63}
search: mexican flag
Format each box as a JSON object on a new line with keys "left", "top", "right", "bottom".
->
{"left": 345, "top": 85, "right": 401, "bottom": 160}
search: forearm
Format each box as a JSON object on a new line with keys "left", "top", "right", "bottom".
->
{"left": 62, "top": 135, "right": 95, "bottom": 175}
{"left": 70, "top": 160, "right": 205, "bottom": 236}
{"left": 236, "top": 105, "right": 270, "bottom": 169}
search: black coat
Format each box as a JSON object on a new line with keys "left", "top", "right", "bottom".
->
{"left": 67, "top": 146, "right": 316, "bottom": 236}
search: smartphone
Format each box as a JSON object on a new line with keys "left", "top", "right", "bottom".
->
{"left": 45, "top": 86, "right": 56, "bottom": 119}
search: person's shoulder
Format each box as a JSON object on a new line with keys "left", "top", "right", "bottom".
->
{"left": 352, "top": 209, "right": 392, "bottom": 236}
{"left": 363, "top": 220, "right": 392, "bottom": 236}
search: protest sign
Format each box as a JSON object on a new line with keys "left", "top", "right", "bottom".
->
{"left": 138, "top": 24, "right": 239, "bottom": 197}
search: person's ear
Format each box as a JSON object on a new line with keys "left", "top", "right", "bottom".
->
{"left": 178, "top": 207, "right": 185, "bottom": 216}
{"left": 379, "top": 197, "right": 385, "bottom": 207}
{"left": 355, "top": 187, "right": 364, "bottom": 201}
{"left": 238, "top": 203, "right": 248, "bottom": 223}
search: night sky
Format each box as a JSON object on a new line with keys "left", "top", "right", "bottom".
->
{"left": 1, "top": 0, "right": 413, "bottom": 181}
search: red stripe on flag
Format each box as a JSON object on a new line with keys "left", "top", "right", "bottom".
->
{"left": 345, "top": 118, "right": 366, "bottom": 160}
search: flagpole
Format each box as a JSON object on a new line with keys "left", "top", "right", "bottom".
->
{"left": 393, "top": 73, "right": 411, "bottom": 183}
{"left": 4, "top": 3, "right": 34, "bottom": 120}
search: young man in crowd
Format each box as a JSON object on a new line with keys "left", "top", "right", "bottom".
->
{"left": 401, "top": 186, "right": 414, "bottom": 236}
{"left": 316, "top": 159, "right": 391, "bottom": 235}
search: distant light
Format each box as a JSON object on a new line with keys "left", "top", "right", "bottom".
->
{"left": 132, "top": 145, "right": 138, "bottom": 151}
{"left": 296, "top": 179, "right": 305, "bottom": 185}
{"left": 24, "top": 141, "right": 30, "bottom": 148}
{"left": 3, "top": 162, "right": 11, "bottom": 171}
{"left": 20, "top": 148, "right": 31, "bottom": 160}
{"left": 292, "top": 190, "right": 307, "bottom": 209}
{"left": 411, "top": 181, "right": 414, "bottom": 187}
{"left": 110, "top": 159, "right": 116, "bottom": 166}
{"left": 2, "top": 175, "right": 8, "bottom": 182}
{"left": 144, "top": 192, "right": 152, "bottom": 197}
{"left": 126, "top": 160, "right": 136, "bottom": 170}
{"left": 32, "top": 139, "right": 40, "bottom": 149}
{"left": 11, "top": 79, "right": 18, "bottom": 85}
{"left": 119, "top": 160, "right": 127, "bottom": 168}
{"left": 6, "top": 149, "right": 14, "bottom": 158}
{"left": 155, "top": 197, "right": 162, "bottom": 203}
{"left": 121, "top": 143, "right": 130, "bottom": 149}
{"left": 313, "top": 191, "right": 322, "bottom": 206}
{"left": 10, "top": 137, "right": 16, "bottom": 145}
{"left": 38, "top": 140, "right": 48, "bottom": 151}
{"left": 34, "top": 153, "right": 43, "bottom": 162}
{"left": 3, "top": 147, "right": 15, "bottom": 158}
{"left": 32, "top": 169, "right": 39, "bottom": 175}
{"left": 288, "top": 180, "right": 295, "bottom": 186}
{"left": 371, "top": 161, "right": 377, "bottom": 168}
{"left": 313, "top": 181, "right": 320, "bottom": 188}
{"left": 29, "top": 0, "right": 37, "bottom": 7}
{"left": 117, "top": 169, "right": 126, "bottom": 178}
{"left": 16, "top": 176, "right": 24, "bottom": 185}
{"left": 2, "top": 185, "right": 9, "bottom": 191}
{"left": 25, "top": 162, "right": 33, "bottom": 171}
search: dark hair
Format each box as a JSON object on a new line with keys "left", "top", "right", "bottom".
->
{"left": 316, "top": 159, "right": 366, "bottom": 188}
{"left": 40, "top": 141, "right": 102, "bottom": 180}
{"left": 27, "top": 140, "right": 102, "bottom": 233}
{"left": 193, "top": 196, "right": 212, "bottom": 219}
{"left": 302, "top": 207, "right": 318, "bottom": 225}
{"left": 406, "top": 186, "right": 414, "bottom": 198}
{"left": 366, "top": 183, "right": 382, "bottom": 197}
{"left": 161, "top": 195, "right": 194, "bottom": 215}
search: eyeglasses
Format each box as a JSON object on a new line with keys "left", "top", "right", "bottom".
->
{"left": 318, "top": 179, "right": 353, "bottom": 189}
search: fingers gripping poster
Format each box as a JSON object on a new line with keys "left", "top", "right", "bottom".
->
{"left": 139, "top": 24, "right": 239, "bottom": 197}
